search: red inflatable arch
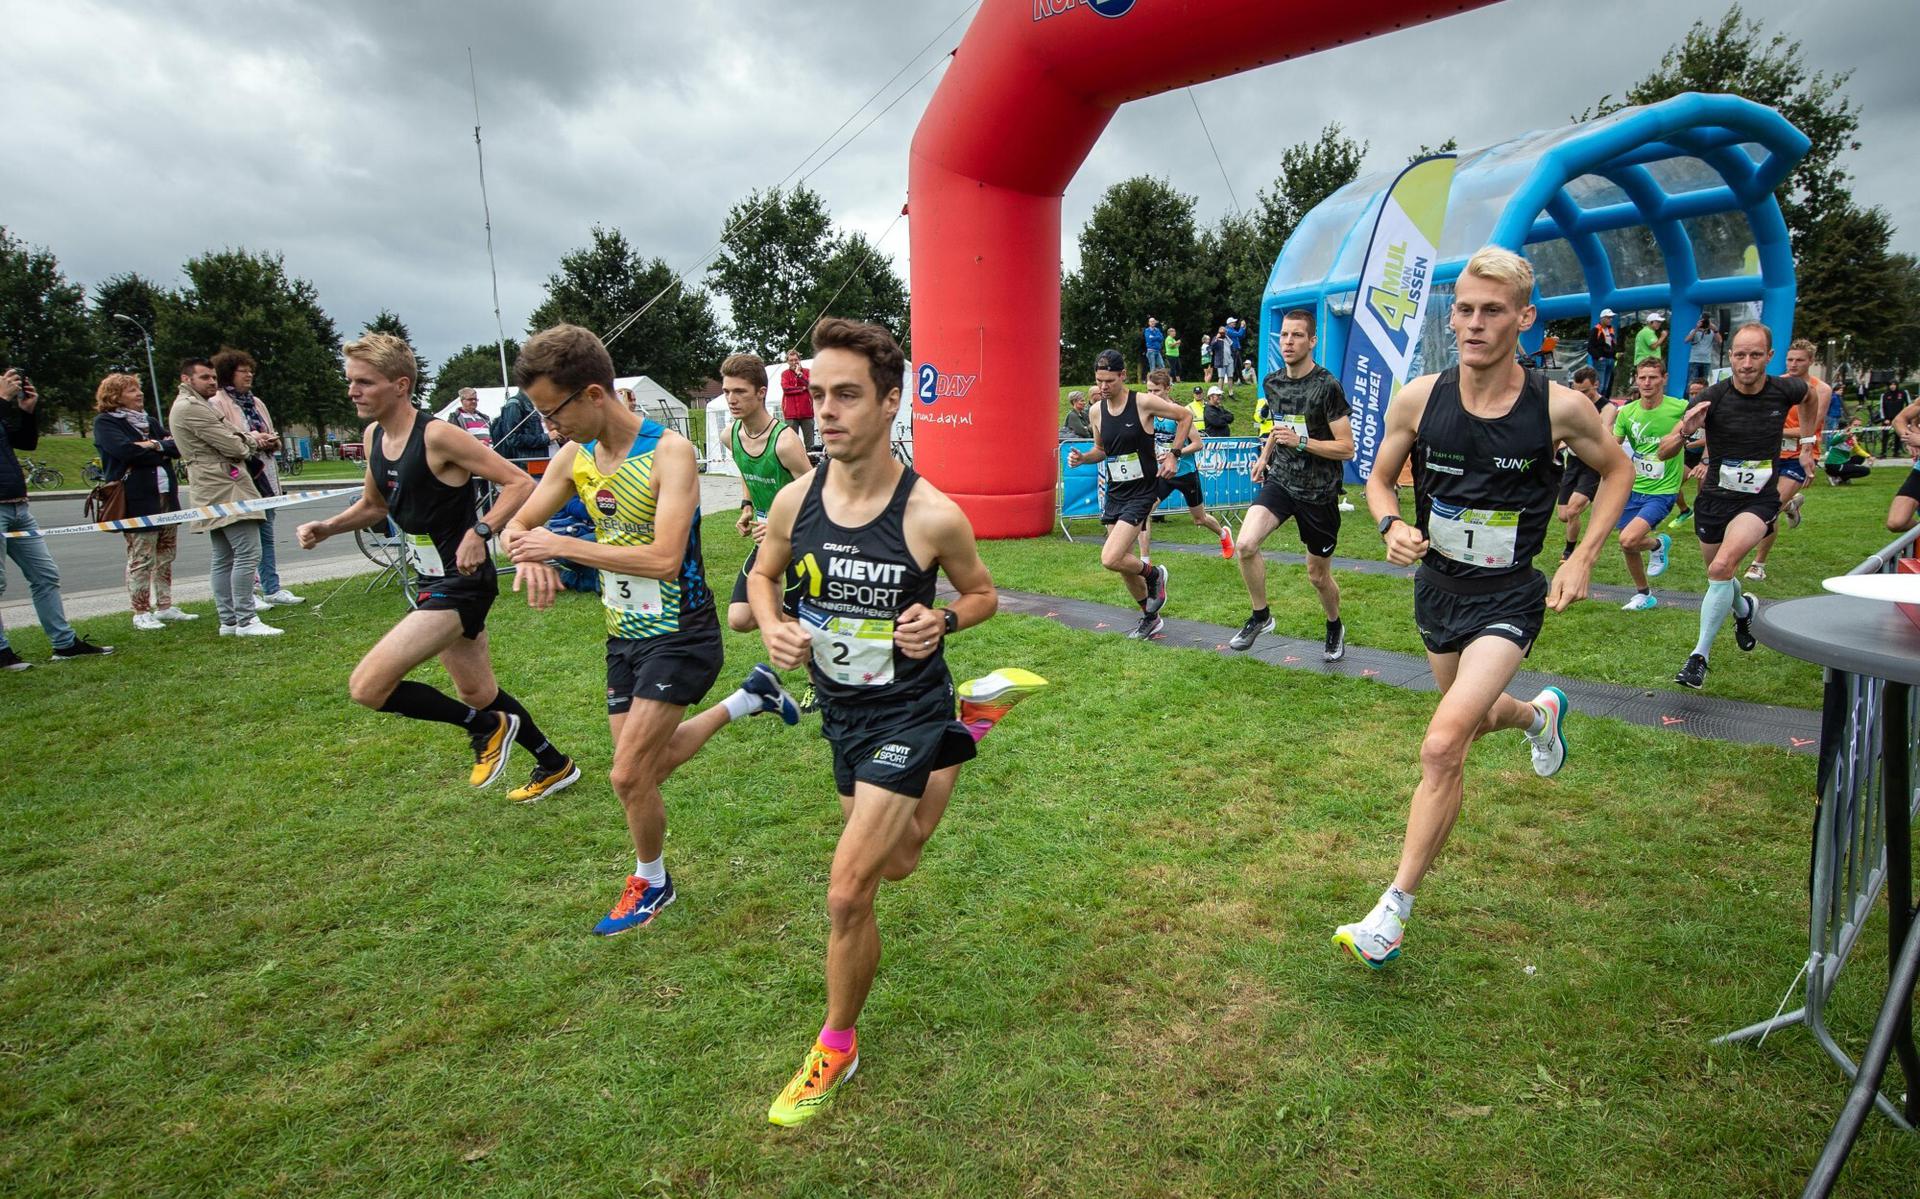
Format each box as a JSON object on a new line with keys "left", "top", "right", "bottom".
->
{"left": 906, "top": 0, "right": 1497, "bottom": 538}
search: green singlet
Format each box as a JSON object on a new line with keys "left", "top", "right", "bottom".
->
{"left": 1613, "top": 395, "right": 1688, "bottom": 495}
{"left": 731, "top": 415, "right": 795, "bottom": 519}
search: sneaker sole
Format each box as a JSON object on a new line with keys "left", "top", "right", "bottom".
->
{"left": 769, "top": 1056, "right": 859, "bottom": 1127}
{"left": 473, "top": 713, "right": 520, "bottom": 789}
{"left": 1535, "top": 685, "right": 1569, "bottom": 778}
{"left": 511, "top": 762, "right": 581, "bottom": 804}
{"left": 957, "top": 668, "right": 1049, "bottom": 705}
{"left": 1332, "top": 930, "right": 1399, "bottom": 969}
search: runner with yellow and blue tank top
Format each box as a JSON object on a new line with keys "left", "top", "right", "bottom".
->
{"left": 1890, "top": 395, "right": 1920, "bottom": 532}
{"left": 502, "top": 324, "right": 799, "bottom": 940}
{"left": 719, "top": 351, "right": 813, "bottom": 631}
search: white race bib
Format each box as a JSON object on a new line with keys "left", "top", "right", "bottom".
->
{"left": 1105, "top": 454, "right": 1145, "bottom": 484}
{"left": 1632, "top": 451, "right": 1664, "bottom": 482}
{"left": 1279, "top": 414, "right": 1310, "bottom": 445}
{"left": 1428, "top": 506, "right": 1520, "bottom": 568}
{"left": 1780, "top": 435, "right": 1799, "bottom": 454}
{"left": 1718, "top": 459, "right": 1772, "bottom": 494}
{"left": 805, "top": 613, "right": 895, "bottom": 686}
{"left": 407, "top": 534, "right": 445, "bottom": 578}
{"left": 601, "top": 571, "right": 663, "bottom": 616}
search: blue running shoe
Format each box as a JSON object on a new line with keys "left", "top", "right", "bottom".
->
{"left": 593, "top": 872, "right": 675, "bottom": 936}
{"left": 742, "top": 663, "right": 801, "bottom": 725}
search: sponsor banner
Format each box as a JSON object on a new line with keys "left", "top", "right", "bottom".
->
{"left": 4, "top": 490, "right": 340, "bottom": 538}
{"left": 1058, "top": 437, "right": 1263, "bottom": 519}
{"left": 1341, "top": 153, "right": 1456, "bottom": 485}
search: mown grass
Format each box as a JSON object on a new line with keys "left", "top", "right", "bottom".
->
{"left": 2, "top": 511, "right": 1914, "bottom": 1196}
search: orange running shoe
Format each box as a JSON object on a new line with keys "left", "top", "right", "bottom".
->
{"left": 957, "top": 668, "right": 1049, "bottom": 743}
{"left": 768, "top": 1036, "right": 859, "bottom": 1127}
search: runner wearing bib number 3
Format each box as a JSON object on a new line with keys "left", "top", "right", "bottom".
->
{"left": 296, "top": 333, "right": 580, "bottom": 804}
{"left": 503, "top": 325, "right": 801, "bottom": 939}
{"left": 1661, "top": 323, "right": 1815, "bottom": 690}
{"left": 1339, "top": 248, "right": 1631, "bottom": 969}
{"left": 749, "top": 318, "right": 1046, "bottom": 1126}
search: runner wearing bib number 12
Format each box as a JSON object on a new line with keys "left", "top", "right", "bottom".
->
{"left": 296, "top": 333, "right": 581, "bottom": 804}
{"left": 749, "top": 318, "right": 1046, "bottom": 1127}
{"left": 1339, "top": 247, "right": 1631, "bottom": 970}
{"left": 1660, "top": 324, "right": 1815, "bottom": 691}
{"left": 503, "top": 325, "right": 801, "bottom": 939}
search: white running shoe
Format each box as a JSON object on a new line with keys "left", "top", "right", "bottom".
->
{"left": 233, "top": 618, "right": 283, "bottom": 637}
{"left": 1524, "top": 686, "right": 1568, "bottom": 777}
{"left": 259, "top": 589, "right": 304, "bottom": 605}
{"left": 1620, "top": 592, "right": 1659, "bottom": 611}
{"left": 1333, "top": 900, "right": 1404, "bottom": 968}
{"left": 155, "top": 607, "right": 200, "bottom": 622}
{"left": 253, "top": 595, "right": 275, "bottom": 611}
{"left": 132, "top": 612, "right": 166, "bottom": 631}
{"left": 1646, "top": 533, "right": 1671, "bottom": 578}
{"left": 1744, "top": 562, "right": 1767, "bottom": 582}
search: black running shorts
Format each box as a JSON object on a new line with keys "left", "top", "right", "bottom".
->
{"left": 1152, "top": 472, "right": 1206, "bottom": 507}
{"left": 1252, "top": 481, "right": 1340, "bottom": 558}
{"left": 414, "top": 571, "right": 496, "bottom": 641}
{"left": 1898, "top": 468, "right": 1920, "bottom": 503}
{"left": 1557, "top": 457, "right": 1601, "bottom": 505}
{"left": 1683, "top": 444, "right": 1705, "bottom": 469}
{"left": 821, "top": 679, "right": 976, "bottom": 800}
{"left": 1692, "top": 488, "right": 1781, "bottom": 545}
{"left": 605, "top": 611, "right": 724, "bottom": 714}
{"left": 729, "top": 544, "right": 805, "bottom": 612}
{"left": 1102, "top": 482, "right": 1157, "bottom": 528}
{"left": 1412, "top": 568, "right": 1547, "bottom": 657}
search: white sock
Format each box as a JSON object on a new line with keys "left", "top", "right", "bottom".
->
{"left": 720, "top": 688, "right": 758, "bottom": 722}
{"left": 1382, "top": 886, "right": 1414, "bottom": 921}
{"left": 1527, "top": 705, "right": 1547, "bottom": 736}
{"left": 636, "top": 856, "right": 666, "bottom": 886}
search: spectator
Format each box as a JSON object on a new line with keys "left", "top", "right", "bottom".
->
{"left": 1590, "top": 308, "right": 1619, "bottom": 396}
{"left": 1826, "top": 378, "right": 1848, "bottom": 431}
{"left": 487, "top": 389, "right": 549, "bottom": 461}
{"left": 618, "top": 386, "right": 642, "bottom": 415}
{"left": 170, "top": 357, "right": 279, "bottom": 637}
{"left": 1211, "top": 327, "right": 1233, "bottom": 395}
{"left": 780, "top": 349, "right": 814, "bottom": 451}
{"left": 1631, "top": 312, "right": 1666, "bottom": 380}
{"left": 1186, "top": 385, "right": 1205, "bottom": 423}
{"left": 449, "top": 387, "right": 493, "bottom": 441}
{"left": 1165, "top": 326, "right": 1182, "bottom": 382}
{"left": 0, "top": 367, "right": 114, "bottom": 669}
{"left": 92, "top": 373, "right": 195, "bottom": 631}
{"left": 212, "top": 349, "right": 303, "bottom": 610}
{"left": 1682, "top": 314, "right": 1721, "bottom": 384}
{"left": 1061, "top": 390, "right": 1092, "bottom": 439}
{"left": 1143, "top": 317, "right": 1166, "bottom": 373}
{"left": 1202, "top": 387, "right": 1234, "bottom": 436}
{"left": 1880, "top": 381, "right": 1912, "bottom": 457}
{"left": 1822, "top": 421, "right": 1872, "bottom": 485}
{"left": 1224, "top": 317, "right": 1247, "bottom": 381}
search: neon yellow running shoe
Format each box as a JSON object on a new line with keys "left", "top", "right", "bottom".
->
{"left": 768, "top": 1037, "right": 859, "bottom": 1127}
{"left": 468, "top": 712, "right": 518, "bottom": 787}
{"left": 957, "top": 668, "right": 1049, "bottom": 743}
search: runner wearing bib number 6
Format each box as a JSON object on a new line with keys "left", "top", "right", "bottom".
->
{"left": 296, "top": 333, "right": 580, "bottom": 804}
{"left": 1338, "top": 248, "right": 1631, "bottom": 970}
{"left": 1660, "top": 323, "right": 1815, "bottom": 691}
{"left": 748, "top": 318, "right": 1046, "bottom": 1126}
{"left": 503, "top": 325, "right": 801, "bottom": 939}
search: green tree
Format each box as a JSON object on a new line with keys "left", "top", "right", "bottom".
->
{"left": 707, "top": 185, "right": 837, "bottom": 358}
{"left": 527, "top": 225, "right": 723, "bottom": 395}
{"left": 1060, "top": 177, "right": 1211, "bottom": 381}
{"left": 1410, "top": 137, "right": 1459, "bottom": 162}
{"left": 1795, "top": 205, "right": 1906, "bottom": 361}
{"left": 429, "top": 340, "right": 520, "bottom": 410}
{"left": 155, "top": 249, "right": 350, "bottom": 437}
{"left": 0, "top": 227, "right": 96, "bottom": 420}
{"left": 91, "top": 272, "right": 167, "bottom": 392}
{"left": 804, "top": 230, "right": 910, "bottom": 353}
{"left": 360, "top": 308, "right": 433, "bottom": 401}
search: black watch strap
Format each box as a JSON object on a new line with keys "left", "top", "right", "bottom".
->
{"left": 1378, "top": 514, "right": 1403, "bottom": 537}
{"left": 942, "top": 608, "right": 959, "bottom": 635}
{"left": 473, "top": 520, "right": 492, "bottom": 539}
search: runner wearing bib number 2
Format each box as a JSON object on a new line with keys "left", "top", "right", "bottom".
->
{"left": 749, "top": 318, "right": 1046, "bottom": 1127}
{"left": 1340, "top": 248, "right": 1631, "bottom": 970}
{"left": 296, "top": 333, "right": 580, "bottom": 804}
{"left": 503, "top": 325, "right": 801, "bottom": 939}
{"left": 1662, "top": 323, "right": 1815, "bottom": 690}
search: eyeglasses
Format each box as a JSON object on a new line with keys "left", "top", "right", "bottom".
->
{"left": 542, "top": 384, "right": 587, "bottom": 422}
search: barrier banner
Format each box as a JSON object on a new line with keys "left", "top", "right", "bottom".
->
{"left": 1341, "top": 153, "right": 1456, "bottom": 485}
{"left": 1058, "top": 438, "right": 1264, "bottom": 519}
{"left": 4, "top": 490, "right": 341, "bottom": 538}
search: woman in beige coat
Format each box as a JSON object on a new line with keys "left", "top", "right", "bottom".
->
{"left": 168, "top": 357, "right": 281, "bottom": 636}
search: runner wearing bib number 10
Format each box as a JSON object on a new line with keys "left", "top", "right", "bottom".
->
{"left": 1660, "top": 324, "right": 1815, "bottom": 690}
{"left": 1608, "top": 357, "right": 1688, "bottom": 611}
{"left": 296, "top": 333, "right": 581, "bottom": 805}
{"left": 503, "top": 324, "right": 801, "bottom": 940}
{"left": 749, "top": 317, "right": 1046, "bottom": 1127}
{"left": 1339, "top": 247, "right": 1631, "bottom": 970}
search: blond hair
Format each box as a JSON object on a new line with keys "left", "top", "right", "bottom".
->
{"left": 1788, "top": 337, "right": 1816, "bottom": 357}
{"left": 1461, "top": 245, "right": 1535, "bottom": 307}
{"left": 343, "top": 331, "right": 417, "bottom": 390}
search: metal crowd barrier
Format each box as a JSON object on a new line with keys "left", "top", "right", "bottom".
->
{"left": 1716, "top": 525, "right": 1920, "bottom": 1139}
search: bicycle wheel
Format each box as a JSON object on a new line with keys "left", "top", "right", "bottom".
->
{"left": 34, "top": 467, "right": 62, "bottom": 488}
{"left": 82, "top": 462, "right": 106, "bottom": 484}
{"left": 355, "top": 521, "right": 404, "bottom": 569}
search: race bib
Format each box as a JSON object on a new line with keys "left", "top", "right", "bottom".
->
{"left": 1632, "top": 451, "right": 1664, "bottom": 482}
{"left": 1279, "top": 414, "right": 1309, "bottom": 445}
{"left": 800, "top": 603, "right": 894, "bottom": 686}
{"left": 601, "top": 571, "right": 663, "bottom": 616}
{"left": 407, "top": 534, "right": 445, "bottom": 578}
{"left": 1780, "top": 435, "right": 1799, "bottom": 454}
{"left": 1428, "top": 505, "right": 1520, "bottom": 568}
{"left": 1718, "top": 459, "right": 1772, "bottom": 494}
{"left": 1105, "top": 454, "right": 1145, "bottom": 483}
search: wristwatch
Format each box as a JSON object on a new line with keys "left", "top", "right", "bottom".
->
{"left": 473, "top": 520, "right": 493, "bottom": 540}
{"left": 942, "top": 608, "right": 959, "bottom": 636}
{"left": 1378, "top": 514, "right": 1403, "bottom": 537}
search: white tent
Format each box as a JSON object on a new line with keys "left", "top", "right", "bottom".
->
{"left": 704, "top": 358, "right": 913, "bottom": 477}
{"left": 433, "top": 375, "right": 686, "bottom": 426}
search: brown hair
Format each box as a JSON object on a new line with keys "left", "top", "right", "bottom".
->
{"left": 809, "top": 317, "right": 903, "bottom": 402}
{"left": 1634, "top": 356, "right": 1667, "bottom": 375}
{"left": 1281, "top": 308, "right": 1317, "bottom": 335}
{"left": 513, "top": 324, "right": 615, "bottom": 394}
{"left": 211, "top": 348, "right": 256, "bottom": 389}
{"left": 720, "top": 352, "right": 768, "bottom": 392}
{"left": 342, "top": 332, "right": 417, "bottom": 391}
{"left": 94, "top": 372, "right": 142, "bottom": 414}
{"left": 1146, "top": 368, "right": 1171, "bottom": 387}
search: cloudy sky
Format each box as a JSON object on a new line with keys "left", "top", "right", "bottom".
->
{"left": 6, "top": 0, "right": 1911, "bottom": 375}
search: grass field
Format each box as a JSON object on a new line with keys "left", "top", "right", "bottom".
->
{"left": 2, "top": 510, "right": 1915, "bottom": 1196}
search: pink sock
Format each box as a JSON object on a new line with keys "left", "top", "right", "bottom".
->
{"left": 818, "top": 1024, "right": 855, "bottom": 1054}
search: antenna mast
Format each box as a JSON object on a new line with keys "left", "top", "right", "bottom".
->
{"left": 469, "top": 47, "right": 512, "bottom": 393}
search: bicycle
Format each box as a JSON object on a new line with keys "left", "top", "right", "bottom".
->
{"left": 276, "top": 452, "right": 304, "bottom": 478}
{"left": 82, "top": 458, "right": 107, "bottom": 484}
{"left": 21, "top": 458, "right": 63, "bottom": 488}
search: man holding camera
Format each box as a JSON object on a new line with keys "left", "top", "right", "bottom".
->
{"left": 0, "top": 367, "right": 114, "bottom": 670}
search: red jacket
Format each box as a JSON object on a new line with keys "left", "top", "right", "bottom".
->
{"left": 781, "top": 366, "right": 812, "bottom": 420}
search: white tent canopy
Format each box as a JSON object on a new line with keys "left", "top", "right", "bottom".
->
{"left": 433, "top": 375, "right": 687, "bottom": 425}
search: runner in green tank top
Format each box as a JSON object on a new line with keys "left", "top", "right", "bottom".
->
{"left": 721, "top": 352, "right": 813, "bottom": 632}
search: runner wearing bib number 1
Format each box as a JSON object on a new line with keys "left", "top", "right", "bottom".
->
{"left": 1660, "top": 323, "right": 1815, "bottom": 691}
{"left": 1609, "top": 357, "right": 1687, "bottom": 611}
{"left": 502, "top": 325, "right": 801, "bottom": 939}
{"left": 296, "top": 333, "right": 581, "bottom": 804}
{"left": 749, "top": 318, "right": 1046, "bottom": 1126}
{"left": 1339, "top": 248, "right": 1631, "bottom": 969}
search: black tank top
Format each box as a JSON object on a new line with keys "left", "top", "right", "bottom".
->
{"left": 1415, "top": 367, "right": 1557, "bottom": 592}
{"left": 370, "top": 415, "right": 488, "bottom": 582}
{"left": 789, "top": 462, "right": 944, "bottom": 704}
{"left": 1097, "top": 391, "right": 1156, "bottom": 498}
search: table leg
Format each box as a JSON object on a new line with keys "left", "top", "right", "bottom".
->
{"left": 1883, "top": 682, "right": 1917, "bottom": 1123}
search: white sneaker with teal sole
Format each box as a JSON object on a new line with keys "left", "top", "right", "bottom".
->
{"left": 1525, "top": 686, "right": 1568, "bottom": 777}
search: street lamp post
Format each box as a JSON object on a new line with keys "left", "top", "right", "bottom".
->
{"left": 111, "top": 313, "right": 163, "bottom": 427}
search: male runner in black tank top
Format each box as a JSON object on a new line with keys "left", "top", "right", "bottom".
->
{"left": 749, "top": 317, "right": 1046, "bottom": 1126}
{"left": 1066, "top": 347, "right": 1193, "bottom": 639}
{"left": 1338, "top": 248, "right": 1631, "bottom": 970}
{"left": 294, "top": 333, "right": 580, "bottom": 802}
